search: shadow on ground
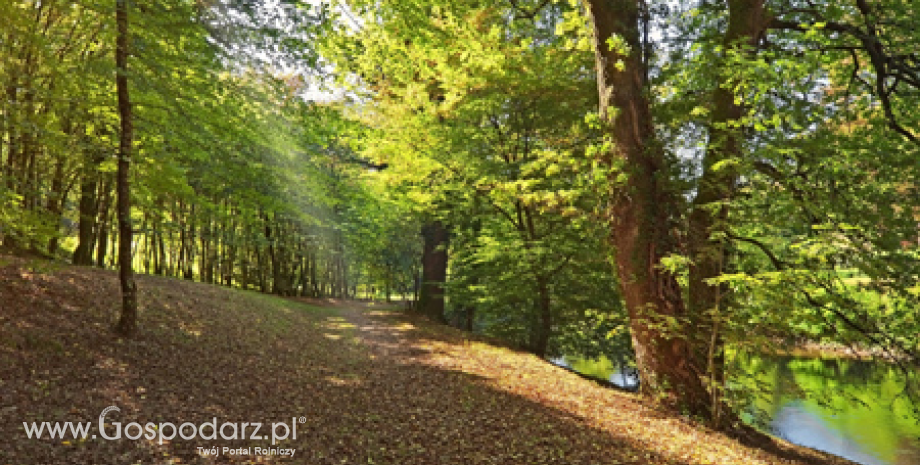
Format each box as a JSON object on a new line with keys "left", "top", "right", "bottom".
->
{"left": 0, "top": 257, "right": 855, "bottom": 465}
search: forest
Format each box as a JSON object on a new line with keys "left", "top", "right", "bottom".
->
{"left": 1, "top": 1, "right": 919, "bottom": 464}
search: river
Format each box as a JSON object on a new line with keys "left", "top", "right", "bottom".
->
{"left": 552, "top": 354, "right": 920, "bottom": 465}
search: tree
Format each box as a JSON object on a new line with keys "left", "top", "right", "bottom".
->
{"left": 114, "top": 0, "right": 137, "bottom": 337}
{"left": 418, "top": 220, "right": 449, "bottom": 322}
{"left": 582, "top": 0, "right": 919, "bottom": 422}
{"left": 0, "top": 0, "right": 376, "bottom": 331}
{"left": 583, "top": 0, "right": 712, "bottom": 416}
{"left": 321, "top": 0, "right": 619, "bottom": 356}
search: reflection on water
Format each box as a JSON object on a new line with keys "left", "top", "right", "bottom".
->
{"left": 771, "top": 402, "right": 889, "bottom": 465}
{"left": 555, "top": 353, "right": 920, "bottom": 465}
{"left": 551, "top": 356, "right": 640, "bottom": 390}
{"left": 735, "top": 353, "right": 920, "bottom": 465}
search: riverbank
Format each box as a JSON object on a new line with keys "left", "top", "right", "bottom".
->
{"left": 1, "top": 256, "right": 857, "bottom": 464}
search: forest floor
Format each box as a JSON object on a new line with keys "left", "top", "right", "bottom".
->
{"left": 0, "top": 255, "right": 857, "bottom": 465}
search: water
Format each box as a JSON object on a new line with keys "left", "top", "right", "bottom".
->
{"left": 550, "top": 356, "right": 640, "bottom": 390}
{"left": 554, "top": 354, "right": 920, "bottom": 465}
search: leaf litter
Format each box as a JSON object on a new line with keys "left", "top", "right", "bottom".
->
{"left": 0, "top": 256, "right": 856, "bottom": 465}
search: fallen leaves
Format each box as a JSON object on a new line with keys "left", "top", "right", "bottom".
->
{"left": 0, "top": 255, "right": 856, "bottom": 465}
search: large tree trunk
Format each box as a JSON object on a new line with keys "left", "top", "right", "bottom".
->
{"left": 584, "top": 0, "right": 710, "bottom": 417}
{"left": 686, "top": 0, "right": 767, "bottom": 426}
{"left": 418, "top": 220, "right": 449, "bottom": 323}
{"left": 114, "top": 0, "right": 138, "bottom": 337}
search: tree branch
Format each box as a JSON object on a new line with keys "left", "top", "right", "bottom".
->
{"left": 769, "top": 4, "right": 920, "bottom": 145}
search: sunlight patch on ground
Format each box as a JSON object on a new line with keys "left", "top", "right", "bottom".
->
{"left": 324, "top": 374, "right": 362, "bottom": 386}
{"left": 179, "top": 322, "right": 203, "bottom": 338}
{"left": 322, "top": 317, "right": 356, "bottom": 330}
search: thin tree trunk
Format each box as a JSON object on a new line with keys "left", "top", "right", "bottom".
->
{"left": 464, "top": 305, "right": 474, "bottom": 332}
{"left": 142, "top": 215, "right": 151, "bottom": 274}
{"left": 183, "top": 205, "right": 195, "bottom": 280}
{"left": 95, "top": 178, "right": 113, "bottom": 268}
{"left": 339, "top": 252, "right": 348, "bottom": 298}
{"left": 223, "top": 210, "right": 235, "bottom": 287}
{"left": 310, "top": 253, "right": 319, "bottom": 297}
{"left": 177, "top": 215, "right": 187, "bottom": 276}
{"left": 3, "top": 84, "right": 17, "bottom": 192}
{"left": 152, "top": 224, "right": 160, "bottom": 275}
{"left": 157, "top": 228, "right": 166, "bottom": 275}
{"left": 532, "top": 275, "right": 552, "bottom": 358}
{"left": 200, "top": 214, "right": 212, "bottom": 283}
{"left": 19, "top": 86, "right": 37, "bottom": 216}
{"left": 384, "top": 269, "right": 392, "bottom": 303}
{"left": 264, "top": 212, "right": 284, "bottom": 295}
{"left": 114, "top": 0, "right": 137, "bottom": 337}
{"left": 45, "top": 153, "right": 67, "bottom": 255}
{"left": 298, "top": 253, "right": 308, "bottom": 296}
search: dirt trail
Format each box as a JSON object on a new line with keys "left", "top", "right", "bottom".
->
{"left": 0, "top": 257, "right": 855, "bottom": 464}
{"left": 330, "top": 304, "right": 854, "bottom": 465}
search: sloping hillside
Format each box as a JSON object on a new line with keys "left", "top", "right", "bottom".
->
{"left": 0, "top": 256, "right": 853, "bottom": 465}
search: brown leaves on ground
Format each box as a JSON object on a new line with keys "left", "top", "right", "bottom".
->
{"left": 0, "top": 256, "right": 856, "bottom": 465}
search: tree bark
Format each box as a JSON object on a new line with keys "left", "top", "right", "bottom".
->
{"left": 182, "top": 205, "right": 195, "bottom": 279}
{"left": 686, "top": 0, "right": 767, "bottom": 425}
{"left": 114, "top": 0, "right": 137, "bottom": 337}
{"left": 3, "top": 84, "right": 18, "bottom": 193}
{"left": 73, "top": 149, "right": 102, "bottom": 265}
{"left": 584, "top": 0, "right": 710, "bottom": 417}
{"left": 45, "top": 153, "right": 67, "bottom": 255}
{"left": 531, "top": 275, "right": 552, "bottom": 358}
{"left": 95, "top": 178, "right": 113, "bottom": 268}
{"left": 418, "top": 220, "right": 449, "bottom": 323}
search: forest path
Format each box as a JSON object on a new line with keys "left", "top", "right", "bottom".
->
{"left": 304, "top": 300, "right": 856, "bottom": 465}
{"left": 0, "top": 256, "right": 853, "bottom": 465}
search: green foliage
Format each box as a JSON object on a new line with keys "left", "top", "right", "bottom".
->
{"left": 322, "top": 0, "right": 625, "bottom": 355}
{"left": 654, "top": 0, "right": 920, "bottom": 416}
{"left": 5, "top": 0, "right": 918, "bottom": 439}
{"left": 0, "top": 0, "right": 409, "bottom": 301}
